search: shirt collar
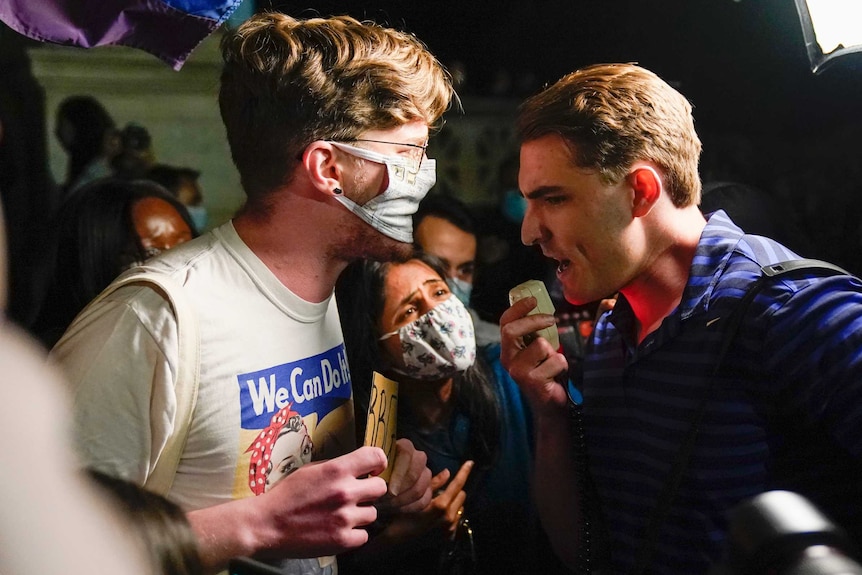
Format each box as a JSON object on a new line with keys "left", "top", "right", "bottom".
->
{"left": 678, "top": 209, "right": 746, "bottom": 320}
{"left": 606, "top": 209, "right": 745, "bottom": 339}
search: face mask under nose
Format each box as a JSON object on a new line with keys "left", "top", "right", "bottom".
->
{"left": 328, "top": 141, "right": 437, "bottom": 244}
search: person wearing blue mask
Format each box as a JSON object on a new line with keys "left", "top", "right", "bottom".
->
{"left": 145, "top": 164, "right": 209, "bottom": 233}
{"left": 413, "top": 194, "right": 501, "bottom": 347}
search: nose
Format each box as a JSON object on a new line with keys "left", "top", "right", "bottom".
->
{"left": 520, "top": 203, "right": 543, "bottom": 247}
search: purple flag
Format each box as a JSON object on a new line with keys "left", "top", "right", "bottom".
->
{"left": 0, "top": 0, "right": 245, "bottom": 70}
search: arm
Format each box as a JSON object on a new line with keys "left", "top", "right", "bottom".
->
{"left": 499, "top": 296, "right": 585, "bottom": 569}
{"left": 765, "top": 277, "right": 862, "bottom": 454}
{"left": 188, "top": 447, "right": 388, "bottom": 572}
{"left": 51, "top": 294, "right": 175, "bottom": 483}
{"left": 52, "top": 291, "right": 391, "bottom": 573}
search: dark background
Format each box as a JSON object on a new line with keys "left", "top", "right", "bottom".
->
{"left": 269, "top": 0, "right": 862, "bottom": 138}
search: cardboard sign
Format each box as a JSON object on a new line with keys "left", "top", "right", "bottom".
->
{"left": 363, "top": 371, "right": 399, "bottom": 482}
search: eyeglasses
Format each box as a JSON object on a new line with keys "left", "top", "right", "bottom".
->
{"left": 347, "top": 138, "right": 428, "bottom": 168}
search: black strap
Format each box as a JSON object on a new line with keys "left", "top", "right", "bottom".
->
{"left": 629, "top": 258, "right": 849, "bottom": 575}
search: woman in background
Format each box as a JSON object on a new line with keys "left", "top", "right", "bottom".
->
{"left": 31, "top": 177, "right": 196, "bottom": 347}
{"left": 337, "top": 252, "right": 559, "bottom": 575}
{"left": 54, "top": 95, "right": 120, "bottom": 196}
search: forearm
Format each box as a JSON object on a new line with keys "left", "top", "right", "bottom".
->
{"left": 187, "top": 497, "right": 268, "bottom": 574}
{"left": 532, "top": 409, "right": 585, "bottom": 570}
{"left": 187, "top": 450, "right": 388, "bottom": 573}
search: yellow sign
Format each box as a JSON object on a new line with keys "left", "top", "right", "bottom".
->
{"left": 363, "top": 371, "right": 399, "bottom": 482}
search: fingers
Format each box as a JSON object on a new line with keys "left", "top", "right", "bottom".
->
{"left": 387, "top": 438, "right": 427, "bottom": 496}
{"left": 253, "top": 450, "right": 391, "bottom": 558}
{"left": 500, "top": 295, "right": 537, "bottom": 326}
{"left": 500, "top": 324, "right": 571, "bottom": 415}
{"left": 446, "top": 493, "right": 468, "bottom": 535}
{"left": 502, "top": 328, "right": 566, "bottom": 378}
{"left": 334, "top": 447, "right": 389, "bottom": 503}
{"left": 500, "top": 307, "right": 558, "bottom": 369}
{"left": 437, "top": 461, "right": 472, "bottom": 532}
{"left": 391, "top": 467, "right": 433, "bottom": 513}
{"left": 385, "top": 439, "right": 433, "bottom": 513}
{"left": 347, "top": 445, "right": 389, "bottom": 478}
{"left": 429, "top": 468, "right": 452, "bottom": 492}
{"left": 442, "top": 460, "right": 473, "bottom": 496}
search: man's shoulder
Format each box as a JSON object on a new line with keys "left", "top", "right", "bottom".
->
{"left": 50, "top": 234, "right": 230, "bottom": 359}
{"left": 144, "top": 227, "right": 226, "bottom": 276}
{"left": 707, "top": 247, "right": 862, "bottom": 340}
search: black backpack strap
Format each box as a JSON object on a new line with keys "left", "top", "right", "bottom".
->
{"left": 630, "top": 258, "right": 850, "bottom": 575}
{"left": 716, "top": 259, "right": 849, "bottom": 363}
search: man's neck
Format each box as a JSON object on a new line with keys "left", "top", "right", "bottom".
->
{"left": 621, "top": 205, "right": 707, "bottom": 344}
{"left": 232, "top": 194, "right": 346, "bottom": 303}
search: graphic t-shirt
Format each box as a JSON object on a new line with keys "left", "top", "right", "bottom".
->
{"left": 53, "top": 222, "right": 355, "bottom": 575}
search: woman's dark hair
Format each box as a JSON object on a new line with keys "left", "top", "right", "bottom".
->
{"left": 86, "top": 469, "right": 203, "bottom": 575}
{"left": 336, "top": 251, "right": 500, "bottom": 470}
{"left": 55, "top": 96, "right": 116, "bottom": 190}
{"left": 31, "top": 177, "right": 197, "bottom": 347}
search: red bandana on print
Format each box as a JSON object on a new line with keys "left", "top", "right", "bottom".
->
{"left": 245, "top": 404, "right": 303, "bottom": 495}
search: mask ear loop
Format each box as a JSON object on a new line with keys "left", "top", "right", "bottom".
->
{"left": 379, "top": 329, "right": 398, "bottom": 341}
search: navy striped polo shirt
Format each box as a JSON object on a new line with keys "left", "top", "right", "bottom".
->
{"left": 584, "top": 210, "right": 862, "bottom": 574}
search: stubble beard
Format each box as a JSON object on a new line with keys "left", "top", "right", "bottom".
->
{"left": 333, "top": 215, "right": 414, "bottom": 264}
{"left": 338, "top": 167, "right": 414, "bottom": 263}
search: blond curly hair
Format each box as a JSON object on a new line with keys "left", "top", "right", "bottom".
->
{"left": 219, "top": 12, "right": 455, "bottom": 201}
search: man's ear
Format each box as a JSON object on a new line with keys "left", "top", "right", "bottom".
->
{"left": 629, "top": 165, "right": 662, "bottom": 217}
{"left": 302, "top": 141, "right": 343, "bottom": 197}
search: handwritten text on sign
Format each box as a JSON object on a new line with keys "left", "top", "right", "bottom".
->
{"left": 363, "top": 371, "right": 398, "bottom": 482}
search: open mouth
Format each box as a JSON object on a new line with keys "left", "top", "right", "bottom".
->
{"left": 556, "top": 259, "right": 571, "bottom": 275}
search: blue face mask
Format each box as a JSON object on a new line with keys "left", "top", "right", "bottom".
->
{"left": 446, "top": 277, "right": 473, "bottom": 307}
{"left": 186, "top": 205, "right": 208, "bottom": 233}
{"left": 501, "top": 188, "right": 527, "bottom": 223}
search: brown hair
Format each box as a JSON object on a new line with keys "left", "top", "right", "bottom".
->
{"left": 87, "top": 469, "right": 203, "bottom": 575}
{"left": 517, "top": 63, "right": 702, "bottom": 206}
{"left": 219, "top": 12, "right": 454, "bottom": 203}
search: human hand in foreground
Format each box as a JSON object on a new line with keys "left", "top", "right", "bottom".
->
{"left": 378, "top": 438, "right": 433, "bottom": 514}
{"left": 198, "top": 446, "right": 389, "bottom": 567}
{"left": 380, "top": 459, "right": 473, "bottom": 545}
{"left": 500, "top": 296, "right": 569, "bottom": 416}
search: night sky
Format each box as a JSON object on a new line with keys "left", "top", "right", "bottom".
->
{"left": 269, "top": 0, "right": 862, "bottom": 138}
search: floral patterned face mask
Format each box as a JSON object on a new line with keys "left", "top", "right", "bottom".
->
{"left": 380, "top": 296, "right": 477, "bottom": 381}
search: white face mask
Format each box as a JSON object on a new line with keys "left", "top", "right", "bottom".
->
{"left": 380, "top": 296, "right": 477, "bottom": 381}
{"left": 329, "top": 141, "right": 436, "bottom": 243}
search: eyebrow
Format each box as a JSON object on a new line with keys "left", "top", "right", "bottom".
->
{"left": 398, "top": 278, "right": 446, "bottom": 307}
{"left": 524, "top": 185, "right": 566, "bottom": 200}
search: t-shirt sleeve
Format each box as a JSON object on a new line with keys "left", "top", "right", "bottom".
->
{"left": 50, "top": 285, "right": 180, "bottom": 485}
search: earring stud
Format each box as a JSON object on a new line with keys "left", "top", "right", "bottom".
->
{"left": 333, "top": 187, "right": 343, "bottom": 195}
